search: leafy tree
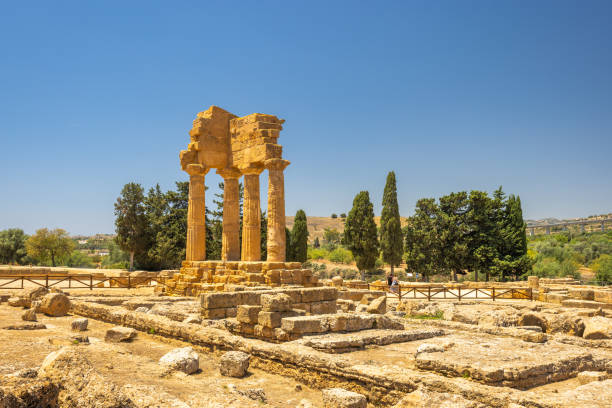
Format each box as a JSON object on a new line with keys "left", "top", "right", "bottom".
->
{"left": 344, "top": 191, "right": 379, "bottom": 280}
{"left": 25, "top": 228, "right": 75, "bottom": 267}
{"left": 404, "top": 199, "right": 441, "bottom": 282}
{"left": 101, "top": 240, "right": 130, "bottom": 269}
{"left": 340, "top": 213, "right": 347, "bottom": 219}
{"left": 438, "top": 192, "right": 470, "bottom": 281}
{"left": 331, "top": 213, "right": 338, "bottom": 219}
{"left": 592, "top": 254, "right": 612, "bottom": 285}
{"left": 313, "top": 237, "right": 320, "bottom": 248}
{"left": 291, "top": 210, "right": 309, "bottom": 262}
{"left": 380, "top": 171, "right": 403, "bottom": 275}
{"left": 65, "top": 250, "right": 94, "bottom": 268}
{"left": 150, "top": 181, "right": 189, "bottom": 269}
{"left": 322, "top": 228, "right": 341, "bottom": 250}
{"left": 114, "top": 183, "right": 149, "bottom": 271}
{"left": 0, "top": 228, "right": 28, "bottom": 264}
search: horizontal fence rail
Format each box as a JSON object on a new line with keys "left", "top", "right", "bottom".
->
{"left": 367, "top": 283, "right": 532, "bottom": 302}
{"left": 0, "top": 274, "right": 167, "bottom": 291}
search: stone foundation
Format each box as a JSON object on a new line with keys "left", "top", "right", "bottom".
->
{"left": 163, "top": 260, "right": 318, "bottom": 296}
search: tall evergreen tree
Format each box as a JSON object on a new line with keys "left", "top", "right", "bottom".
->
{"left": 285, "top": 227, "right": 293, "bottom": 261}
{"left": 380, "top": 171, "right": 403, "bottom": 275}
{"left": 494, "top": 194, "right": 530, "bottom": 280}
{"left": 260, "top": 210, "right": 268, "bottom": 260}
{"left": 344, "top": 191, "right": 379, "bottom": 280}
{"left": 152, "top": 181, "right": 189, "bottom": 269}
{"left": 114, "top": 183, "right": 149, "bottom": 270}
{"left": 291, "top": 210, "right": 309, "bottom": 262}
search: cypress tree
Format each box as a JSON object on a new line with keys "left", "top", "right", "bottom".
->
{"left": 291, "top": 210, "right": 309, "bottom": 263}
{"left": 344, "top": 191, "right": 379, "bottom": 280}
{"left": 114, "top": 182, "right": 149, "bottom": 271}
{"left": 380, "top": 171, "right": 403, "bottom": 275}
{"left": 285, "top": 227, "right": 293, "bottom": 261}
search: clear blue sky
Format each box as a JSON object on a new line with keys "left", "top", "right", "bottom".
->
{"left": 1, "top": 1, "right": 611, "bottom": 235}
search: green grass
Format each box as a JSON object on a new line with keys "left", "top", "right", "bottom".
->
{"left": 406, "top": 311, "right": 444, "bottom": 320}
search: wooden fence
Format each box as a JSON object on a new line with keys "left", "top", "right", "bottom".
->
{"left": 0, "top": 274, "right": 166, "bottom": 290}
{"left": 367, "top": 283, "right": 532, "bottom": 302}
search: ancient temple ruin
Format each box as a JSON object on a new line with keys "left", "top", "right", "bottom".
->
{"left": 165, "top": 106, "right": 317, "bottom": 296}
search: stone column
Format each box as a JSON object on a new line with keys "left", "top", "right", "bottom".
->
{"left": 217, "top": 168, "right": 241, "bottom": 261}
{"left": 241, "top": 165, "right": 264, "bottom": 261}
{"left": 265, "top": 158, "right": 290, "bottom": 262}
{"left": 185, "top": 164, "right": 209, "bottom": 261}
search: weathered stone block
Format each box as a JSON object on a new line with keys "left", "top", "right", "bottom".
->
{"left": 258, "top": 311, "right": 283, "bottom": 328}
{"left": 219, "top": 351, "right": 250, "bottom": 378}
{"left": 237, "top": 305, "right": 262, "bottom": 324}
{"left": 281, "top": 316, "right": 328, "bottom": 334}
{"left": 105, "top": 326, "right": 137, "bottom": 342}
{"left": 569, "top": 288, "right": 595, "bottom": 301}
{"left": 310, "top": 300, "right": 337, "bottom": 315}
{"left": 202, "top": 308, "right": 226, "bottom": 319}
{"left": 254, "top": 324, "right": 275, "bottom": 338}
{"left": 301, "top": 287, "right": 337, "bottom": 303}
{"left": 261, "top": 293, "right": 292, "bottom": 312}
{"left": 322, "top": 388, "right": 366, "bottom": 408}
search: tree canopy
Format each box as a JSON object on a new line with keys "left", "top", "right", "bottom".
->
{"left": 25, "top": 228, "right": 74, "bottom": 267}
{"left": 380, "top": 171, "right": 403, "bottom": 273}
{"left": 0, "top": 228, "right": 28, "bottom": 265}
{"left": 343, "top": 191, "right": 379, "bottom": 279}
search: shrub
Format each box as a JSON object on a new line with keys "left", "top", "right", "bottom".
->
{"left": 328, "top": 247, "right": 354, "bottom": 264}
{"left": 592, "top": 254, "right": 612, "bottom": 285}
{"left": 307, "top": 247, "right": 329, "bottom": 260}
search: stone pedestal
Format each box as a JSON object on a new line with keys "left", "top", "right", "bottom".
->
{"left": 218, "top": 168, "right": 241, "bottom": 261}
{"left": 242, "top": 167, "right": 264, "bottom": 261}
{"left": 265, "top": 159, "right": 290, "bottom": 262}
{"left": 186, "top": 164, "right": 208, "bottom": 261}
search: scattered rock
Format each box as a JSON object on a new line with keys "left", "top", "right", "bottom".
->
{"left": 518, "top": 326, "right": 542, "bottom": 332}
{"left": 583, "top": 316, "right": 612, "bottom": 340}
{"left": 134, "top": 306, "right": 149, "bottom": 313}
{"left": 518, "top": 313, "right": 547, "bottom": 331}
{"left": 331, "top": 276, "right": 343, "bottom": 288}
{"left": 366, "top": 296, "right": 387, "bottom": 314}
{"left": 415, "top": 343, "right": 444, "bottom": 355}
{"left": 577, "top": 371, "right": 607, "bottom": 385}
{"left": 392, "top": 387, "right": 487, "bottom": 407}
{"left": 237, "top": 387, "right": 266, "bottom": 402}
{"left": 219, "top": 351, "right": 250, "bottom": 378}
{"left": 9, "top": 368, "right": 38, "bottom": 378}
{"left": 3, "top": 323, "right": 46, "bottom": 330}
{"left": 39, "top": 293, "right": 71, "bottom": 317}
{"left": 7, "top": 297, "right": 29, "bottom": 308}
{"left": 21, "top": 309, "right": 37, "bottom": 322}
{"left": 322, "top": 388, "right": 367, "bottom": 408}
{"left": 355, "top": 304, "right": 368, "bottom": 313}
{"left": 359, "top": 294, "right": 378, "bottom": 305}
{"left": 521, "top": 331, "right": 547, "bottom": 343}
{"left": 159, "top": 347, "right": 199, "bottom": 375}
{"left": 31, "top": 300, "right": 42, "bottom": 312}
{"left": 297, "top": 399, "right": 315, "bottom": 408}
{"left": 70, "top": 334, "right": 89, "bottom": 344}
{"left": 71, "top": 318, "right": 88, "bottom": 332}
{"left": 183, "top": 314, "right": 202, "bottom": 324}
{"left": 295, "top": 384, "right": 303, "bottom": 392}
{"left": 105, "top": 326, "right": 137, "bottom": 342}
{"left": 37, "top": 347, "right": 134, "bottom": 407}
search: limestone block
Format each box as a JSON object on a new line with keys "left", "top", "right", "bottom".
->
{"left": 183, "top": 314, "right": 202, "bottom": 324}
{"left": 239, "top": 323, "right": 255, "bottom": 335}
{"left": 577, "top": 371, "right": 607, "bottom": 385}
{"left": 546, "top": 293, "right": 569, "bottom": 304}
{"left": 310, "top": 300, "right": 337, "bottom": 315}
{"left": 322, "top": 388, "right": 366, "bottom": 408}
{"left": 239, "top": 262, "right": 263, "bottom": 273}
{"left": 105, "top": 326, "right": 137, "bottom": 342}
{"left": 200, "top": 292, "right": 240, "bottom": 309}
{"left": 280, "top": 270, "right": 293, "bottom": 284}
{"left": 71, "top": 318, "right": 88, "bottom": 332}
{"left": 331, "top": 276, "right": 343, "bottom": 288}
{"left": 40, "top": 293, "right": 70, "bottom": 317}
{"left": 21, "top": 309, "right": 37, "bottom": 322}
{"left": 258, "top": 311, "right": 283, "bottom": 328}
{"left": 301, "top": 287, "right": 337, "bottom": 303}
{"left": 345, "top": 314, "right": 376, "bottom": 331}
{"left": 219, "top": 351, "right": 251, "bottom": 378}
{"left": 281, "top": 316, "right": 328, "bottom": 334}
{"left": 286, "top": 262, "right": 302, "bottom": 269}
{"left": 8, "top": 297, "right": 29, "bottom": 308}
{"left": 360, "top": 293, "right": 378, "bottom": 305}
{"left": 159, "top": 347, "right": 199, "bottom": 375}
{"left": 527, "top": 276, "right": 539, "bottom": 289}
{"left": 583, "top": 316, "right": 612, "bottom": 339}
{"left": 416, "top": 343, "right": 445, "bottom": 355}
{"left": 293, "top": 303, "right": 311, "bottom": 313}
{"left": 569, "top": 288, "right": 595, "bottom": 301}
{"left": 266, "top": 269, "right": 281, "bottom": 284}
{"left": 254, "top": 324, "right": 275, "bottom": 338}
{"left": 202, "top": 308, "right": 226, "bottom": 319}
{"left": 366, "top": 296, "right": 387, "bottom": 314}
{"left": 237, "top": 305, "right": 262, "bottom": 324}
{"left": 518, "top": 313, "right": 547, "bottom": 331}
{"left": 225, "top": 307, "right": 237, "bottom": 318}
{"left": 261, "top": 293, "right": 292, "bottom": 312}
{"left": 135, "top": 307, "right": 150, "bottom": 313}
{"left": 562, "top": 299, "right": 612, "bottom": 310}
{"left": 594, "top": 290, "right": 612, "bottom": 304}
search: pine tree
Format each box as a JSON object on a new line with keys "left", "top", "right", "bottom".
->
{"left": 380, "top": 171, "right": 403, "bottom": 275}
{"left": 438, "top": 192, "right": 470, "bottom": 281}
{"left": 404, "top": 198, "right": 441, "bottom": 282}
{"left": 344, "top": 191, "right": 379, "bottom": 280}
{"left": 291, "top": 210, "right": 309, "bottom": 262}
{"left": 261, "top": 210, "right": 268, "bottom": 260}
{"left": 114, "top": 183, "right": 149, "bottom": 271}
{"left": 466, "top": 190, "right": 498, "bottom": 281}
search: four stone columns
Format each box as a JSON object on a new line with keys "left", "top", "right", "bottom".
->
{"left": 265, "top": 159, "right": 290, "bottom": 262}
{"left": 241, "top": 166, "right": 264, "bottom": 261}
{"left": 217, "top": 168, "right": 241, "bottom": 261}
{"left": 185, "top": 164, "right": 208, "bottom": 261}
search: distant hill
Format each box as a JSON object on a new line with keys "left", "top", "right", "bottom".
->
{"left": 285, "top": 216, "right": 409, "bottom": 242}
{"left": 525, "top": 213, "right": 611, "bottom": 227}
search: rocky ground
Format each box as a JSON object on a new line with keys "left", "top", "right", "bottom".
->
{"left": 1, "top": 287, "right": 611, "bottom": 407}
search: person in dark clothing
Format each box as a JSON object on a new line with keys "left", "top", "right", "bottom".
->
{"left": 387, "top": 273, "right": 393, "bottom": 287}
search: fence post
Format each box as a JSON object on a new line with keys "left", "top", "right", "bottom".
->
{"left": 21, "top": 276, "right": 24, "bottom": 289}
{"left": 427, "top": 287, "right": 431, "bottom": 301}
{"left": 529, "top": 288, "right": 533, "bottom": 301}
{"left": 398, "top": 285, "right": 402, "bottom": 302}
{"left": 69, "top": 276, "right": 72, "bottom": 289}
{"left": 45, "top": 275, "right": 49, "bottom": 289}
{"left": 89, "top": 275, "right": 93, "bottom": 291}
{"left": 492, "top": 287, "right": 496, "bottom": 301}
{"left": 128, "top": 276, "right": 131, "bottom": 289}
{"left": 458, "top": 287, "right": 461, "bottom": 301}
